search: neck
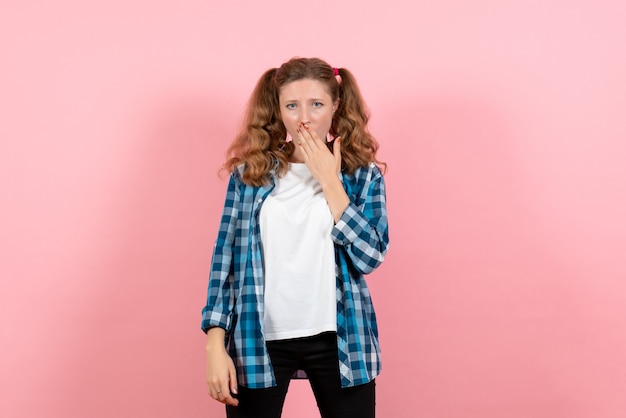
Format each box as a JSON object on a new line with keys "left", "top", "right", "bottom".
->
{"left": 289, "top": 147, "right": 306, "bottom": 163}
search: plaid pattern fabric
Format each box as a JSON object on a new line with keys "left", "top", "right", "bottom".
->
{"left": 202, "top": 162, "right": 389, "bottom": 389}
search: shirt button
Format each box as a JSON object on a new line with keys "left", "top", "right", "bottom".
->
{"left": 257, "top": 198, "right": 262, "bottom": 203}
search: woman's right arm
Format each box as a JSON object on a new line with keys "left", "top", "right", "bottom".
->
{"left": 201, "top": 173, "right": 240, "bottom": 333}
{"left": 202, "top": 173, "right": 241, "bottom": 406}
{"left": 206, "top": 327, "right": 239, "bottom": 406}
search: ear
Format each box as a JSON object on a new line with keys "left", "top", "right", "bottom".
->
{"left": 333, "top": 99, "right": 340, "bottom": 113}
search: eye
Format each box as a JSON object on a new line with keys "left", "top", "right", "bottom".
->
{"left": 313, "top": 101, "right": 323, "bottom": 108}
{"left": 286, "top": 103, "right": 296, "bottom": 110}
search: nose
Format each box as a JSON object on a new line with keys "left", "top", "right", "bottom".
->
{"left": 297, "top": 108, "right": 311, "bottom": 125}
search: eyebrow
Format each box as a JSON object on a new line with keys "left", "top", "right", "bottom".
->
{"left": 283, "top": 98, "right": 327, "bottom": 102}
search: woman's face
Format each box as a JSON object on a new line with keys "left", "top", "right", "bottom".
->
{"left": 278, "top": 78, "right": 338, "bottom": 143}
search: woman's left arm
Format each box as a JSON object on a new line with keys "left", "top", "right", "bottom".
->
{"left": 331, "top": 164, "right": 389, "bottom": 275}
{"left": 296, "top": 125, "right": 389, "bottom": 274}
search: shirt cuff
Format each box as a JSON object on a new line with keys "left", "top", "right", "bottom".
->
{"left": 331, "top": 203, "right": 366, "bottom": 245}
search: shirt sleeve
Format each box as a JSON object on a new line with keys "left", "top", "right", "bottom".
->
{"left": 331, "top": 164, "right": 389, "bottom": 275}
{"left": 201, "top": 172, "right": 240, "bottom": 333}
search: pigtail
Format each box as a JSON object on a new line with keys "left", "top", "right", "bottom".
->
{"left": 332, "top": 68, "right": 386, "bottom": 174}
{"left": 223, "top": 68, "right": 291, "bottom": 186}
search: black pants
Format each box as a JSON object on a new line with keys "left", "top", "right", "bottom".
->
{"left": 226, "top": 332, "right": 375, "bottom": 418}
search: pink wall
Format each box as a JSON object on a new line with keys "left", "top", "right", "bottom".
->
{"left": 1, "top": 1, "right": 625, "bottom": 417}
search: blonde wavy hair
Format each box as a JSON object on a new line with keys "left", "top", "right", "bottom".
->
{"left": 222, "top": 57, "right": 385, "bottom": 186}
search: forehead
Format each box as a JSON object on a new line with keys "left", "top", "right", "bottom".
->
{"left": 278, "top": 78, "right": 332, "bottom": 101}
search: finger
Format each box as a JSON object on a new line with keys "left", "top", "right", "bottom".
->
{"left": 229, "top": 363, "right": 238, "bottom": 392}
{"left": 333, "top": 136, "right": 341, "bottom": 154}
{"left": 207, "top": 375, "right": 236, "bottom": 403}
{"left": 296, "top": 124, "right": 313, "bottom": 147}
{"left": 221, "top": 390, "right": 239, "bottom": 407}
{"left": 333, "top": 136, "right": 342, "bottom": 172}
{"left": 211, "top": 385, "right": 237, "bottom": 406}
{"left": 209, "top": 386, "right": 222, "bottom": 401}
{"left": 294, "top": 125, "right": 305, "bottom": 145}
{"left": 300, "top": 124, "right": 322, "bottom": 149}
{"left": 302, "top": 124, "right": 321, "bottom": 143}
{"left": 227, "top": 364, "right": 239, "bottom": 405}
{"left": 294, "top": 127, "right": 307, "bottom": 154}
{"left": 296, "top": 127, "right": 314, "bottom": 158}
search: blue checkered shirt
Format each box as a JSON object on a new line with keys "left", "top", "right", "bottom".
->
{"left": 201, "top": 162, "right": 389, "bottom": 388}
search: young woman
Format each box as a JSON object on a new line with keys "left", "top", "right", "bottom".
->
{"left": 201, "top": 57, "right": 389, "bottom": 418}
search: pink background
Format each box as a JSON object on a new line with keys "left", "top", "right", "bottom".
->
{"left": 1, "top": 1, "right": 625, "bottom": 417}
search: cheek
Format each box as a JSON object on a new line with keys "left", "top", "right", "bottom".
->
{"left": 281, "top": 115, "right": 298, "bottom": 136}
{"left": 281, "top": 113, "right": 295, "bottom": 127}
{"left": 319, "top": 112, "right": 333, "bottom": 127}
{"left": 314, "top": 115, "right": 333, "bottom": 137}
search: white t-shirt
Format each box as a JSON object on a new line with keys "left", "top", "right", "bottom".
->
{"left": 260, "top": 163, "right": 337, "bottom": 341}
